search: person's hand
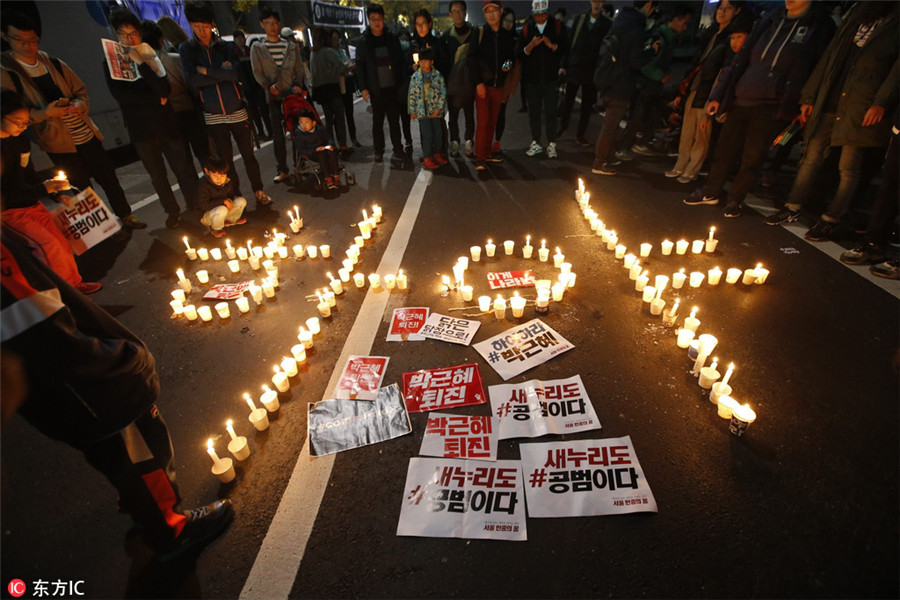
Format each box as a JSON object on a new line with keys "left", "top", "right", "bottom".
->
{"left": 862, "top": 105, "right": 885, "bottom": 127}
{"left": 558, "top": 67, "right": 566, "bottom": 78}
{"left": 221, "top": 61, "right": 232, "bottom": 68}
{"left": 135, "top": 43, "right": 157, "bottom": 61}
{"left": 476, "top": 83, "right": 486, "bottom": 100}
{"left": 270, "top": 84, "right": 280, "bottom": 96}
{"left": 410, "top": 113, "right": 416, "bottom": 120}
{"left": 705, "top": 100, "right": 720, "bottom": 116}
{"left": 43, "top": 178, "right": 70, "bottom": 194}
{"left": 224, "top": 199, "right": 233, "bottom": 210}
{"left": 68, "top": 99, "right": 87, "bottom": 115}
{"left": 362, "top": 89, "right": 370, "bottom": 102}
{"left": 798, "top": 104, "right": 814, "bottom": 125}
{"left": 44, "top": 102, "right": 67, "bottom": 118}
{"left": 291, "top": 86, "right": 303, "bottom": 94}
{"left": 527, "top": 36, "right": 543, "bottom": 52}
{"left": 316, "top": 145, "right": 326, "bottom": 152}
{"left": 125, "top": 46, "right": 144, "bottom": 64}
{"left": 543, "top": 37, "right": 557, "bottom": 51}
{"left": 673, "top": 95, "right": 682, "bottom": 108}
{"left": 196, "top": 65, "right": 208, "bottom": 75}
{"left": 160, "top": 97, "right": 168, "bottom": 105}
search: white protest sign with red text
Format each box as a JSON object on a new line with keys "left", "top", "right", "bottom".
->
{"left": 420, "top": 414, "right": 498, "bottom": 461}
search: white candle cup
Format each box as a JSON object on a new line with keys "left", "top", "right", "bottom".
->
{"left": 635, "top": 275, "right": 650, "bottom": 293}
{"left": 185, "top": 248, "right": 198, "bottom": 261}
{"left": 249, "top": 407, "right": 270, "bottom": 431}
{"left": 292, "top": 244, "right": 305, "bottom": 258}
{"left": 640, "top": 243, "right": 652, "bottom": 258}
{"left": 672, "top": 271, "right": 687, "bottom": 289}
{"left": 662, "top": 308, "right": 678, "bottom": 326}
{"left": 262, "top": 259, "right": 274, "bottom": 272}
{"left": 248, "top": 255, "right": 261, "bottom": 270}
{"left": 566, "top": 272, "right": 576, "bottom": 288}
{"left": 290, "top": 220, "right": 302, "bottom": 233}
{"left": 729, "top": 404, "right": 757, "bottom": 436}
{"left": 560, "top": 262, "right": 572, "bottom": 274}
{"left": 291, "top": 344, "right": 307, "bottom": 363}
{"left": 538, "top": 247, "right": 550, "bottom": 262}
{"left": 252, "top": 246, "right": 264, "bottom": 258}
{"left": 197, "top": 248, "right": 210, "bottom": 261}
{"left": 237, "top": 247, "right": 249, "bottom": 261}
{"left": 210, "top": 248, "right": 222, "bottom": 261}
{"left": 196, "top": 270, "right": 209, "bottom": 284}
{"left": 280, "top": 356, "right": 298, "bottom": 377}
{"left": 661, "top": 240, "right": 674, "bottom": 256}
{"left": 705, "top": 238, "right": 719, "bottom": 253}
{"left": 510, "top": 295, "right": 526, "bottom": 318}
{"left": 689, "top": 272, "right": 705, "bottom": 288}
{"left": 553, "top": 253, "right": 565, "bottom": 268}
{"left": 353, "top": 273, "right": 366, "bottom": 288}
{"left": 676, "top": 328, "right": 695, "bottom": 348}
{"left": 354, "top": 235, "right": 365, "bottom": 248}
{"left": 319, "top": 245, "right": 331, "bottom": 258}
{"left": 615, "top": 245, "right": 627, "bottom": 259}
{"left": 183, "top": 304, "right": 198, "bottom": 321}
{"left": 306, "top": 317, "right": 321, "bottom": 334}
{"left": 683, "top": 316, "right": 700, "bottom": 334}
{"left": 277, "top": 247, "right": 289, "bottom": 260}
{"left": 755, "top": 268, "right": 770, "bottom": 284}
{"left": 317, "top": 302, "right": 332, "bottom": 317}
{"left": 397, "top": 272, "right": 409, "bottom": 290}
{"left": 708, "top": 268, "right": 723, "bottom": 285}
{"left": 236, "top": 296, "right": 250, "bottom": 313}
{"left": 629, "top": 264, "right": 642, "bottom": 282}
{"left": 691, "top": 240, "right": 704, "bottom": 254}
{"left": 211, "top": 456, "right": 235, "bottom": 482}
{"left": 328, "top": 279, "right": 343, "bottom": 295}
{"left": 372, "top": 205, "right": 382, "bottom": 222}
{"left": 261, "top": 389, "right": 280, "bottom": 413}
{"left": 169, "top": 299, "right": 184, "bottom": 316}
{"left": 228, "top": 437, "right": 250, "bottom": 461}
{"left": 726, "top": 268, "right": 742, "bottom": 284}
{"left": 600, "top": 229, "right": 611, "bottom": 243}
{"left": 503, "top": 240, "right": 515, "bottom": 255}
{"left": 457, "top": 256, "right": 469, "bottom": 270}
{"left": 358, "top": 221, "right": 372, "bottom": 239}
{"left": 197, "top": 305, "right": 213, "bottom": 322}
{"left": 522, "top": 245, "right": 533, "bottom": 259}
{"left": 224, "top": 246, "right": 236, "bottom": 260}
{"left": 263, "top": 246, "right": 275, "bottom": 259}
{"left": 272, "top": 371, "right": 290, "bottom": 392}
{"left": 710, "top": 382, "right": 732, "bottom": 404}
{"left": 261, "top": 280, "right": 275, "bottom": 298}
{"left": 461, "top": 285, "right": 474, "bottom": 301}
{"left": 297, "top": 328, "right": 314, "bottom": 349}
{"left": 478, "top": 295, "right": 491, "bottom": 312}
{"left": 654, "top": 275, "right": 669, "bottom": 292}
{"left": 688, "top": 340, "right": 701, "bottom": 360}
{"left": 368, "top": 273, "right": 380, "bottom": 288}
{"left": 650, "top": 298, "right": 666, "bottom": 316}
{"left": 606, "top": 237, "right": 618, "bottom": 251}
{"left": 675, "top": 240, "right": 689, "bottom": 255}
{"left": 228, "top": 260, "right": 240, "bottom": 273}
{"left": 492, "top": 298, "right": 507, "bottom": 320}
{"left": 624, "top": 253, "right": 637, "bottom": 269}
{"left": 485, "top": 242, "right": 496, "bottom": 258}
{"left": 551, "top": 284, "right": 565, "bottom": 302}
{"left": 249, "top": 285, "right": 263, "bottom": 304}
{"left": 641, "top": 285, "right": 656, "bottom": 302}
{"left": 307, "top": 245, "right": 318, "bottom": 259}
{"left": 742, "top": 268, "right": 758, "bottom": 285}
{"left": 171, "top": 289, "right": 186, "bottom": 303}
{"left": 214, "top": 302, "right": 230, "bottom": 319}
{"left": 717, "top": 396, "right": 739, "bottom": 419}
{"left": 698, "top": 366, "right": 721, "bottom": 389}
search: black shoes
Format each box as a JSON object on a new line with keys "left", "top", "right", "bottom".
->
{"left": 156, "top": 499, "right": 234, "bottom": 562}
{"left": 805, "top": 219, "right": 836, "bottom": 241}
{"left": 683, "top": 189, "right": 720, "bottom": 206}
{"left": 165, "top": 213, "right": 181, "bottom": 229}
{"left": 765, "top": 207, "right": 801, "bottom": 226}
{"left": 723, "top": 201, "right": 743, "bottom": 218}
{"left": 839, "top": 242, "right": 887, "bottom": 265}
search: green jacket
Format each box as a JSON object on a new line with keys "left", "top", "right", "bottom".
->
{"left": 801, "top": 7, "right": 898, "bottom": 147}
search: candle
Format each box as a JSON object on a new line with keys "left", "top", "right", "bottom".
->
{"left": 624, "top": 252, "right": 638, "bottom": 270}
{"left": 538, "top": 239, "right": 550, "bottom": 262}
{"left": 237, "top": 246, "right": 249, "bottom": 260}
{"left": 197, "top": 247, "right": 209, "bottom": 261}
{"left": 661, "top": 239, "right": 674, "bottom": 256}
{"left": 724, "top": 267, "right": 741, "bottom": 284}
{"left": 705, "top": 237, "right": 719, "bottom": 254}
{"left": 754, "top": 263, "right": 769, "bottom": 284}
{"left": 729, "top": 404, "right": 757, "bottom": 436}
{"left": 635, "top": 273, "right": 650, "bottom": 293}
{"left": 319, "top": 244, "right": 330, "bottom": 259}
{"left": 169, "top": 299, "right": 184, "bottom": 316}
{"left": 485, "top": 239, "right": 496, "bottom": 258}
{"left": 289, "top": 217, "right": 302, "bottom": 233}
{"left": 280, "top": 356, "right": 298, "bottom": 378}
{"left": 691, "top": 333, "right": 718, "bottom": 375}
{"left": 176, "top": 269, "right": 192, "bottom": 293}
{"left": 249, "top": 282, "right": 263, "bottom": 304}
{"left": 560, "top": 262, "right": 572, "bottom": 275}
{"left": 662, "top": 298, "right": 680, "bottom": 326}
{"left": 605, "top": 232, "right": 618, "bottom": 251}
{"left": 183, "top": 304, "right": 198, "bottom": 321}
{"left": 252, "top": 246, "right": 264, "bottom": 258}
{"left": 372, "top": 204, "right": 382, "bottom": 222}
{"left": 171, "top": 289, "right": 186, "bottom": 303}
{"left": 246, "top": 395, "right": 269, "bottom": 431}
{"left": 275, "top": 246, "right": 288, "bottom": 260}
{"left": 353, "top": 273, "right": 366, "bottom": 288}
{"left": 653, "top": 275, "right": 668, "bottom": 292}
{"left": 492, "top": 295, "right": 506, "bottom": 320}
{"left": 683, "top": 306, "right": 700, "bottom": 333}
{"left": 461, "top": 285, "right": 474, "bottom": 301}
{"left": 214, "top": 302, "right": 230, "bottom": 319}
{"left": 306, "top": 317, "right": 321, "bottom": 334}
{"left": 672, "top": 268, "right": 687, "bottom": 289}
{"left": 197, "top": 305, "right": 213, "bottom": 321}
{"left": 183, "top": 237, "right": 197, "bottom": 260}
{"left": 467, "top": 245, "right": 482, "bottom": 263}
{"left": 207, "top": 439, "right": 235, "bottom": 482}
{"left": 317, "top": 300, "right": 331, "bottom": 317}
{"left": 249, "top": 255, "right": 261, "bottom": 270}
{"left": 396, "top": 269, "right": 408, "bottom": 290}
{"left": 553, "top": 248, "right": 565, "bottom": 268}
{"left": 650, "top": 296, "right": 666, "bottom": 316}
{"left": 566, "top": 272, "right": 576, "bottom": 288}
{"left": 307, "top": 245, "right": 318, "bottom": 259}
{"left": 354, "top": 235, "right": 365, "bottom": 248}
{"left": 262, "top": 259, "right": 274, "bottom": 272}
{"left": 721, "top": 362, "right": 735, "bottom": 387}
{"left": 710, "top": 381, "right": 732, "bottom": 404}
{"left": 272, "top": 365, "right": 290, "bottom": 392}
{"left": 210, "top": 248, "right": 222, "bottom": 261}
{"left": 615, "top": 245, "right": 627, "bottom": 260}
{"left": 478, "top": 295, "right": 491, "bottom": 312}
{"left": 452, "top": 263, "right": 465, "bottom": 288}
{"left": 297, "top": 326, "right": 313, "bottom": 348}
{"left": 629, "top": 260, "right": 642, "bottom": 281}
{"left": 640, "top": 243, "right": 652, "bottom": 258}
{"left": 510, "top": 293, "right": 526, "bottom": 318}
{"left": 291, "top": 344, "right": 307, "bottom": 363}
{"left": 358, "top": 220, "right": 372, "bottom": 239}
{"left": 691, "top": 240, "right": 704, "bottom": 254}
{"left": 226, "top": 259, "right": 240, "bottom": 274}
{"left": 708, "top": 226, "right": 716, "bottom": 242}
{"left": 523, "top": 235, "right": 533, "bottom": 259}
{"left": 742, "top": 268, "right": 758, "bottom": 285}
{"left": 717, "top": 395, "right": 739, "bottom": 419}
{"left": 261, "top": 279, "right": 275, "bottom": 298}
{"left": 235, "top": 296, "right": 250, "bottom": 313}
{"left": 225, "top": 419, "right": 250, "bottom": 460}
{"left": 676, "top": 240, "right": 688, "bottom": 255}
{"left": 368, "top": 273, "right": 380, "bottom": 288}
{"left": 457, "top": 256, "right": 469, "bottom": 270}
{"left": 699, "top": 358, "right": 721, "bottom": 389}
{"left": 503, "top": 240, "right": 514, "bottom": 255}
{"left": 326, "top": 273, "right": 343, "bottom": 295}
{"left": 676, "top": 328, "right": 695, "bottom": 348}
{"left": 707, "top": 266, "right": 723, "bottom": 286}
{"left": 641, "top": 284, "right": 656, "bottom": 302}
{"left": 551, "top": 283, "right": 564, "bottom": 302}
{"left": 689, "top": 271, "right": 705, "bottom": 288}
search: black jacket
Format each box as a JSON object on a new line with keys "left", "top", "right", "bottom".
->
{"left": 104, "top": 61, "right": 178, "bottom": 143}
{"left": 355, "top": 28, "right": 406, "bottom": 96}
{"left": 601, "top": 7, "right": 653, "bottom": 101}
{"left": 566, "top": 11, "right": 612, "bottom": 85}
{"left": 292, "top": 123, "right": 334, "bottom": 158}
{"left": 179, "top": 35, "right": 244, "bottom": 115}
{"left": 517, "top": 16, "right": 569, "bottom": 85}
{"left": 468, "top": 25, "right": 516, "bottom": 89}
{"left": 197, "top": 174, "right": 237, "bottom": 213}
{"left": 684, "top": 24, "right": 738, "bottom": 109}
{"left": 412, "top": 31, "right": 451, "bottom": 79}
{"left": 0, "top": 135, "right": 44, "bottom": 211}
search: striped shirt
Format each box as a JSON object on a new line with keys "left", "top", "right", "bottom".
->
{"left": 204, "top": 107, "right": 249, "bottom": 126}
{"left": 28, "top": 71, "right": 94, "bottom": 145}
{"left": 264, "top": 39, "right": 287, "bottom": 68}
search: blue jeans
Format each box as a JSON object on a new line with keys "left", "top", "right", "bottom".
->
{"left": 417, "top": 117, "right": 443, "bottom": 156}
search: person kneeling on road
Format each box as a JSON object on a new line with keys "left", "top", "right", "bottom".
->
{"left": 293, "top": 108, "right": 341, "bottom": 190}
{"left": 198, "top": 156, "right": 247, "bottom": 238}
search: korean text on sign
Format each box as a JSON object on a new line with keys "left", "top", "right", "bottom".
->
{"left": 51, "top": 187, "right": 121, "bottom": 254}
{"left": 387, "top": 307, "right": 429, "bottom": 342}
{"left": 419, "top": 313, "right": 481, "bottom": 346}
{"left": 334, "top": 356, "right": 389, "bottom": 400}
{"left": 489, "top": 375, "right": 602, "bottom": 439}
{"left": 487, "top": 270, "right": 536, "bottom": 290}
{"left": 420, "top": 413, "right": 498, "bottom": 461}
{"left": 402, "top": 363, "right": 486, "bottom": 413}
{"left": 474, "top": 319, "right": 575, "bottom": 380}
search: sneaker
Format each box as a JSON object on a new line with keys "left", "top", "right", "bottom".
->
{"left": 591, "top": 163, "right": 617, "bottom": 176}
{"left": 327, "top": 176, "right": 339, "bottom": 190}
{"left": 224, "top": 217, "right": 247, "bottom": 226}
{"left": 840, "top": 242, "right": 887, "bottom": 265}
{"left": 156, "top": 500, "right": 234, "bottom": 562}
{"left": 765, "top": 207, "right": 801, "bottom": 226}
{"left": 464, "top": 140, "right": 475, "bottom": 158}
{"left": 683, "top": 190, "right": 720, "bottom": 206}
{"left": 805, "top": 219, "right": 836, "bottom": 241}
{"left": 664, "top": 168, "right": 683, "bottom": 178}
{"left": 486, "top": 153, "right": 503, "bottom": 163}
{"left": 273, "top": 171, "right": 289, "bottom": 183}
{"left": 434, "top": 153, "right": 449, "bottom": 166}
{"left": 374, "top": 153, "right": 384, "bottom": 163}
{"left": 450, "top": 141, "right": 460, "bottom": 158}
{"left": 422, "top": 157, "right": 439, "bottom": 170}
{"left": 75, "top": 281, "right": 102, "bottom": 294}
{"left": 121, "top": 214, "right": 147, "bottom": 230}
{"left": 870, "top": 258, "right": 900, "bottom": 280}
{"left": 615, "top": 149, "right": 635, "bottom": 161}
{"left": 676, "top": 174, "right": 696, "bottom": 184}
{"left": 492, "top": 140, "right": 501, "bottom": 154}
{"left": 526, "top": 141, "right": 544, "bottom": 157}
{"left": 254, "top": 190, "right": 272, "bottom": 206}
{"left": 724, "top": 202, "right": 743, "bottom": 218}
{"left": 631, "top": 143, "right": 654, "bottom": 156}
{"left": 574, "top": 138, "right": 591, "bottom": 147}
{"left": 165, "top": 213, "right": 182, "bottom": 229}
{"left": 210, "top": 227, "right": 226, "bottom": 238}
{"left": 546, "top": 142, "right": 558, "bottom": 159}
{"left": 475, "top": 161, "right": 487, "bottom": 171}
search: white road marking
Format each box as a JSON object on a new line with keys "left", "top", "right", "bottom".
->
{"left": 239, "top": 169, "right": 433, "bottom": 600}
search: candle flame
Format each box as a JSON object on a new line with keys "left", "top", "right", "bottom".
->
{"left": 273, "top": 365, "right": 281, "bottom": 374}
{"left": 556, "top": 247, "right": 561, "bottom": 254}
{"left": 327, "top": 271, "right": 334, "bottom": 280}
{"left": 679, "top": 268, "right": 685, "bottom": 274}
{"left": 756, "top": 263, "right": 763, "bottom": 269}
{"left": 541, "top": 239, "right": 546, "bottom": 248}
{"left": 690, "top": 306, "right": 698, "bottom": 318}
{"left": 226, "top": 419, "right": 233, "bottom": 429}
{"left": 207, "top": 438, "right": 214, "bottom": 450}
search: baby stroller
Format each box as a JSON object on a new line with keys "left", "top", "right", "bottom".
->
{"left": 282, "top": 93, "right": 355, "bottom": 192}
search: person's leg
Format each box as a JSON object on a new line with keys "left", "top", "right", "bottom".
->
{"left": 200, "top": 206, "right": 228, "bottom": 231}
{"left": 864, "top": 136, "right": 899, "bottom": 247}
{"left": 724, "top": 108, "right": 787, "bottom": 207}
{"left": 495, "top": 102, "right": 507, "bottom": 142}
{"left": 576, "top": 82, "right": 597, "bottom": 141}
{"left": 321, "top": 149, "right": 339, "bottom": 176}
{"left": 783, "top": 128, "right": 832, "bottom": 211}
{"left": 672, "top": 106, "right": 698, "bottom": 173}
{"left": 133, "top": 139, "right": 181, "bottom": 217}
{"left": 269, "top": 100, "right": 288, "bottom": 174}
{"left": 702, "top": 105, "right": 753, "bottom": 197}
{"left": 342, "top": 92, "right": 358, "bottom": 140}
{"left": 2, "top": 204, "right": 83, "bottom": 285}
{"left": 207, "top": 124, "right": 240, "bottom": 194}
{"left": 683, "top": 108, "right": 711, "bottom": 178}
{"left": 370, "top": 93, "right": 387, "bottom": 155}
{"left": 225, "top": 196, "right": 247, "bottom": 223}
{"left": 463, "top": 100, "right": 475, "bottom": 145}
{"left": 526, "top": 83, "right": 544, "bottom": 143}
{"left": 330, "top": 96, "right": 348, "bottom": 147}
{"left": 448, "top": 104, "right": 461, "bottom": 144}
{"left": 420, "top": 117, "right": 434, "bottom": 156}
{"left": 543, "top": 82, "right": 558, "bottom": 144}
{"left": 77, "top": 138, "right": 133, "bottom": 219}
{"left": 593, "top": 98, "right": 628, "bottom": 167}
{"left": 383, "top": 89, "right": 403, "bottom": 153}
{"left": 558, "top": 81, "right": 579, "bottom": 135}
{"left": 822, "top": 145, "right": 877, "bottom": 223}
{"left": 475, "top": 91, "right": 492, "bottom": 162}
{"left": 230, "top": 120, "right": 264, "bottom": 193}
{"left": 482, "top": 87, "right": 503, "bottom": 159}
{"left": 400, "top": 111, "right": 413, "bottom": 149}
{"left": 177, "top": 110, "right": 210, "bottom": 166}
{"left": 161, "top": 136, "right": 200, "bottom": 211}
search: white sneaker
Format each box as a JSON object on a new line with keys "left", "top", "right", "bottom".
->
{"left": 464, "top": 140, "right": 474, "bottom": 157}
{"left": 664, "top": 168, "right": 682, "bottom": 178}
{"left": 546, "top": 142, "right": 558, "bottom": 159}
{"left": 526, "top": 141, "right": 543, "bottom": 157}
{"left": 450, "top": 140, "right": 460, "bottom": 157}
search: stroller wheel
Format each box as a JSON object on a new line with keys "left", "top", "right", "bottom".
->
{"left": 345, "top": 171, "right": 356, "bottom": 186}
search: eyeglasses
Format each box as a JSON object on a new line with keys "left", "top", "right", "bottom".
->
{"left": 3, "top": 116, "right": 32, "bottom": 128}
{"left": 117, "top": 30, "right": 141, "bottom": 41}
{"left": 8, "top": 35, "right": 40, "bottom": 46}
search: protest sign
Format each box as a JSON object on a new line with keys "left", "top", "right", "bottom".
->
{"left": 102, "top": 39, "right": 141, "bottom": 81}
{"left": 419, "top": 313, "right": 480, "bottom": 346}
{"left": 307, "top": 384, "right": 411, "bottom": 456}
{"left": 202, "top": 281, "right": 253, "bottom": 300}
{"left": 473, "top": 319, "right": 574, "bottom": 380}
{"left": 50, "top": 187, "right": 121, "bottom": 255}
{"left": 386, "top": 307, "right": 429, "bottom": 342}
{"left": 487, "top": 270, "right": 536, "bottom": 290}
{"left": 397, "top": 458, "right": 526, "bottom": 541}
{"left": 334, "top": 356, "right": 389, "bottom": 400}
{"left": 519, "top": 436, "right": 657, "bottom": 517}
{"left": 420, "top": 414, "right": 498, "bottom": 461}
{"left": 489, "top": 375, "right": 601, "bottom": 439}
{"left": 402, "top": 363, "right": 486, "bottom": 413}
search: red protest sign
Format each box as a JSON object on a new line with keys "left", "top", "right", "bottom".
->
{"left": 487, "top": 270, "right": 536, "bottom": 290}
{"left": 401, "top": 363, "right": 487, "bottom": 413}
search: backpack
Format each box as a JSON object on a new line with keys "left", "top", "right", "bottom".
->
{"left": 446, "top": 26, "right": 483, "bottom": 110}
{"left": 593, "top": 33, "right": 619, "bottom": 93}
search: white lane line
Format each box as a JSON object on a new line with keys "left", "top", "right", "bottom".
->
{"left": 239, "top": 169, "right": 432, "bottom": 600}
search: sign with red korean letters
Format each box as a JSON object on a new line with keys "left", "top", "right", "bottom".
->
{"left": 473, "top": 319, "right": 574, "bottom": 380}
{"left": 401, "top": 363, "right": 487, "bottom": 413}
{"left": 51, "top": 187, "right": 121, "bottom": 255}
{"left": 335, "top": 356, "right": 389, "bottom": 400}
{"left": 418, "top": 313, "right": 480, "bottom": 346}
{"left": 520, "top": 436, "right": 658, "bottom": 517}
{"left": 397, "top": 458, "right": 526, "bottom": 541}
{"left": 487, "top": 269, "right": 536, "bottom": 290}
{"left": 386, "top": 307, "right": 429, "bottom": 342}
{"left": 420, "top": 413, "right": 498, "bottom": 461}
{"left": 488, "top": 375, "right": 601, "bottom": 439}
{"left": 202, "top": 281, "right": 253, "bottom": 300}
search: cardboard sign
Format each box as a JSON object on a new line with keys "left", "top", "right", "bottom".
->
{"left": 402, "top": 363, "right": 486, "bottom": 413}
{"left": 386, "top": 307, "right": 429, "bottom": 342}
{"left": 202, "top": 281, "right": 253, "bottom": 300}
{"left": 519, "top": 436, "right": 658, "bottom": 517}
{"left": 334, "top": 356, "right": 389, "bottom": 400}
{"left": 50, "top": 187, "right": 121, "bottom": 255}
{"left": 473, "top": 319, "right": 574, "bottom": 380}
{"left": 397, "top": 458, "right": 527, "bottom": 541}
{"left": 489, "top": 375, "right": 602, "bottom": 439}
{"left": 487, "top": 270, "right": 536, "bottom": 290}
{"left": 419, "top": 313, "right": 480, "bottom": 346}
{"left": 307, "top": 384, "right": 411, "bottom": 456}
{"left": 420, "top": 414, "right": 498, "bottom": 461}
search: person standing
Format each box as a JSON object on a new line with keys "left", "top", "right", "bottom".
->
{"left": 250, "top": 8, "right": 307, "bottom": 183}
{"left": 443, "top": 1, "right": 476, "bottom": 159}
{"left": 332, "top": 30, "right": 361, "bottom": 147}
{"left": 309, "top": 27, "right": 349, "bottom": 154}
{"left": 492, "top": 6, "right": 519, "bottom": 156}
{"left": 234, "top": 31, "right": 271, "bottom": 143}
{"left": 0, "top": 11, "right": 146, "bottom": 230}
{"left": 469, "top": 0, "right": 516, "bottom": 171}
{"left": 180, "top": 2, "right": 271, "bottom": 208}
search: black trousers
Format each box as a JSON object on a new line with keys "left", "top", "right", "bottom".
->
{"left": 313, "top": 149, "right": 339, "bottom": 177}
{"left": 559, "top": 80, "right": 597, "bottom": 140}
{"left": 175, "top": 109, "right": 210, "bottom": 168}
{"left": 865, "top": 134, "right": 899, "bottom": 247}
{"left": 48, "top": 137, "right": 131, "bottom": 219}
{"left": 268, "top": 99, "right": 288, "bottom": 173}
{"left": 370, "top": 88, "right": 402, "bottom": 155}
{"left": 341, "top": 92, "right": 357, "bottom": 139}
{"left": 448, "top": 99, "right": 475, "bottom": 143}
{"left": 133, "top": 136, "right": 198, "bottom": 215}
{"left": 207, "top": 119, "right": 264, "bottom": 196}
{"left": 593, "top": 98, "right": 630, "bottom": 166}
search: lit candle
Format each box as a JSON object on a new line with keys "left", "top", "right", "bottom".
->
{"left": 721, "top": 362, "right": 735, "bottom": 387}
{"left": 246, "top": 396, "right": 269, "bottom": 431}
{"left": 661, "top": 239, "right": 674, "bottom": 256}
{"left": 640, "top": 243, "right": 652, "bottom": 258}
{"left": 605, "top": 231, "right": 618, "bottom": 251}
{"left": 683, "top": 306, "right": 700, "bottom": 333}
{"left": 615, "top": 245, "right": 627, "bottom": 260}
{"left": 503, "top": 240, "right": 515, "bottom": 255}
{"left": 327, "top": 272, "right": 343, "bottom": 294}
{"left": 354, "top": 235, "right": 365, "bottom": 248}
{"left": 372, "top": 204, "right": 382, "bottom": 222}
{"left": 624, "top": 253, "right": 637, "bottom": 269}
{"left": 754, "top": 263, "right": 769, "bottom": 284}
{"left": 319, "top": 244, "right": 330, "bottom": 259}
{"left": 176, "top": 269, "right": 192, "bottom": 293}
{"left": 297, "top": 326, "right": 313, "bottom": 349}
{"left": 553, "top": 247, "right": 564, "bottom": 268}
{"left": 672, "top": 268, "right": 687, "bottom": 289}
{"left": 452, "top": 263, "right": 465, "bottom": 288}
{"left": 492, "top": 295, "right": 506, "bottom": 320}
{"left": 249, "top": 254, "right": 261, "bottom": 270}
{"left": 225, "top": 419, "right": 250, "bottom": 460}
{"left": 458, "top": 256, "right": 469, "bottom": 270}
{"left": 708, "top": 226, "right": 716, "bottom": 242}
{"left": 276, "top": 246, "right": 287, "bottom": 259}
{"left": 306, "top": 317, "right": 321, "bottom": 335}
{"left": 717, "top": 395, "right": 739, "bottom": 419}
{"left": 662, "top": 298, "right": 680, "bottom": 326}
{"left": 742, "top": 267, "right": 758, "bottom": 285}
{"left": 706, "top": 227, "right": 719, "bottom": 253}
{"left": 228, "top": 259, "right": 240, "bottom": 273}
{"left": 629, "top": 260, "right": 642, "bottom": 281}
{"left": 289, "top": 214, "right": 302, "bottom": 233}
{"left": 635, "top": 273, "right": 650, "bottom": 293}
{"left": 261, "top": 279, "right": 275, "bottom": 298}
{"left": 210, "top": 248, "right": 222, "bottom": 261}
{"left": 280, "top": 356, "right": 298, "bottom": 377}
{"left": 726, "top": 267, "right": 742, "bottom": 284}
{"left": 169, "top": 299, "right": 184, "bottom": 316}
{"left": 650, "top": 293, "right": 666, "bottom": 316}
{"left": 197, "top": 247, "right": 209, "bottom": 261}
{"left": 183, "top": 304, "right": 198, "bottom": 321}
{"left": 396, "top": 269, "right": 408, "bottom": 289}
{"left": 676, "top": 328, "right": 695, "bottom": 349}
{"left": 237, "top": 246, "right": 249, "bottom": 261}
{"left": 171, "top": 289, "right": 186, "bottom": 303}
{"left": 272, "top": 365, "right": 290, "bottom": 392}
{"left": 291, "top": 244, "right": 304, "bottom": 259}
{"left": 252, "top": 245, "right": 263, "bottom": 258}
{"left": 307, "top": 245, "right": 318, "bottom": 259}
{"left": 235, "top": 296, "right": 250, "bottom": 313}
{"left": 382, "top": 274, "right": 395, "bottom": 290}
{"left": 710, "top": 380, "right": 732, "bottom": 404}
{"left": 291, "top": 344, "right": 307, "bottom": 363}
{"left": 560, "top": 262, "right": 572, "bottom": 274}
{"left": 535, "top": 287, "right": 550, "bottom": 313}
{"left": 207, "top": 438, "right": 235, "bottom": 482}
{"left": 354, "top": 273, "right": 366, "bottom": 288}
{"left": 691, "top": 334, "right": 718, "bottom": 375}
{"left": 197, "top": 305, "right": 213, "bottom": 321}
{"left": 641, "top": 284, "right": 656, "bottom": 302}
{"left": 470, "top": 245, "right": 482, "bottom": 261}
{"left": 523, "top": 235, "right": 533, "bottom": 259}
{"left": 689, "top": 271, "right": 704, "bottom": 288}
{"left": 676, "top": 240, "right": 689, "bottom": 255}
{"left": 691, "top": 240, "right": 704, "bottom": 254}
{"left": 654, "top": 275, "right": 669, "bottom": 292}
{"left": 485, "top": 239, "right": 496, "bottom": 258}
{"left": 317, "top": 299, "right": 331, "bottom": 317}
{"left": 461, "top": 284, "right": 474, "bottom": 301}
{"left": 551, "top": 283, "right": 564, "bottom": 302}
{"left": 510, "top": 292, "right": 526, "bottom": 318}
{"left": 368, "top": 273, "right": 381, "bottom": 288}
{"left": 183, "top": 236, "right": 197, "bottom": 260}
{"left": 708, "top": 266, "right": 723, "bottom": 285}
{"left": 214, "top": 302, "right": 230, "bottom": 319}
{"left": 698, "top": 358, "right": 721, "bottom": 389}
{"left": 249, "top": 282, "right": 263, "bottom": 304}
{"left": 729, "top": 404, "right": 757, "bottom": 436}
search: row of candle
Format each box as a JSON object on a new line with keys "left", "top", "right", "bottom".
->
{"left": 469, "top": 236, "right": 566, "bottom": 266}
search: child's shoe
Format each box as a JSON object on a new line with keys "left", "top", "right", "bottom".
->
{"left": 434, "top": 153, "right": 449, "bottom": 165}
{"left": 422, "top": 157, "right": 439, "bottom": 170}
{"left": 225, "top": 217, "right": 247, "bottom": 226}
{"left": 210, "top": 227, "right": 226, "bottom": 238}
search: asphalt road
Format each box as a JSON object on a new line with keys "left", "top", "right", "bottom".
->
{"left": 2, "top": 98, "right": 898, "bottom": 600}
